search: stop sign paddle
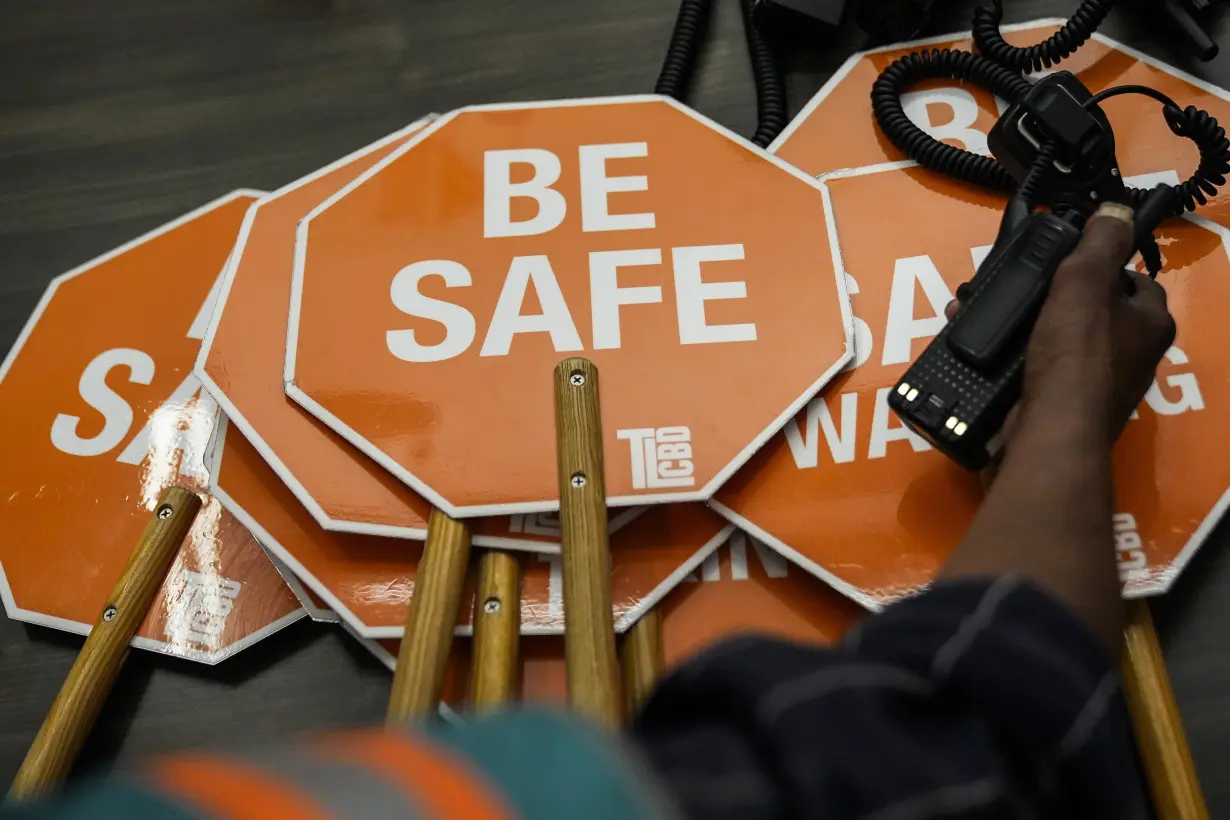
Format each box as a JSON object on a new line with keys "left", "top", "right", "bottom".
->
{"left": 285, "top": 95, "right": 853, "bottom": 518}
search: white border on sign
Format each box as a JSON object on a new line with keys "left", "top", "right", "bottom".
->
{"left": 284, "top": 94, "right": 855, "bottom": 518}
{"left": 336, "top": 622, "right": 464, "bottom": 724}
{"left": 710, "top": 500, "right": 885, "bottom": 612}
{"left": 1123, "top": 210, "right": 1230, "bottom": 599}
{"left": 769, "top": 18, "right": 1230, "bottom": 159}
{"left": 208, "top": 415, "right": 403, "bottom": 639}
{"left": 610, "top": 520, "right": 736, "bottom": 634}
{"left": 712, "top": 158, "right": 1230, "bottom": 606}
{"left": 194, "top": 119, "right": 436, "bottom": 542}
{"left": 0, "top": 190, "right": 309, "bottom": 664}
{"left": 266, "top": 552, "right": 341, "bottom": 624}
{"left": 212, "top": 414, "right": 735, "bottom": 638}
{"left": 195, "top": 124, "right": 639, "bottom": 549}
{"left": 343, "top": 621, "right": 399, "bottom": 672}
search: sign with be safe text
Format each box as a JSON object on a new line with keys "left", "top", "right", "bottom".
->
{"left": 286, "top": 96, "right": 852, "bottom": 517}
{"left": 196, "top": 117, "right": 599, "bottom": 551}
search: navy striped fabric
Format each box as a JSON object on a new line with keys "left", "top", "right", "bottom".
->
{"left": 3, "top": 577, "right": 1145, "bottom": 820}
{"left": 635, "top": 576, "right": 1149, "bottom": 819}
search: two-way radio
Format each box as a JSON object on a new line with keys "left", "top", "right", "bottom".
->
{"left": 872, "top": 4, "right": 1230, "bottom": 469}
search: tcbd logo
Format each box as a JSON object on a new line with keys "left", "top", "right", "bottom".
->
{"left": 618, "top": 426, "right": 694, "bottom": 489}
{"left": 165, "top": 569, "right": 242, "bottom": 647}
{"left": 508, "top": 512, "right": 562, "bottom": 537}
{"left": 1113, "top": 513, "right": 1149, "bottom": 585}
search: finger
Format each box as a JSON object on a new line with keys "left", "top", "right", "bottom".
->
{"left": 1071, "top": 211, "right": 1135, "bottom": 274}
{"left": 1051, "top": 205, "right": 1136, "bottom": 296}
{"left": 1130, "top": 273, "right": 1177, "bottom": 352}
{"left": 1126, "top": 270, "right": 1168, "bottom": 310}
{"left": 945, "top": 299, "right": 958, "bottom": 321}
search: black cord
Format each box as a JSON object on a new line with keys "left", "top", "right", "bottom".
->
{"left": 740, "top": 0, "right": 788, "bottom": 147}
{"left": 654, "top": 0, "right": 715, "bottom": 101}
{"left": 870, "top": 48, "right": 1031, "bottom": 191}
{"left": 1085, "top": 85, "right": 1230, "bottom": 214}
{"left": 654, "top": 0, "right": 787, "bottom": 147}
{"left": 1087, "top": 84, "right": 1179, "bottom": 109}
{"left": 1016, "top": 143, "right": 1055, "bottom": 210}
{"left": 971, "top": 0, "right": 1116, "bottom": 73}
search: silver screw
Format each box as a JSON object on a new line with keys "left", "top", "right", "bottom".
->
{"left": 569, "top": 371, "right": 585, "bottom": 387}
{"left": 570, "top": 472, "right": 587, "bottom": 488}
{"left": 1111, "top": 168, "right": 1119, "bottom": 177}
{"left": 1089, "top": 190, "right": 1098, "bottom": 201}
{"left": 102, "top": 606, "right": 117, "bottom": 622}
{"left": 483, "top": 598, "right": 501, "bottom": 614}
{"left": 157, "top": 504, "right": 173, "bottom": 520}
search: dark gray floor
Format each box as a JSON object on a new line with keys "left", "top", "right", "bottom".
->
{"left": 4, "top": 0, "right": 1230, "bottom": 809}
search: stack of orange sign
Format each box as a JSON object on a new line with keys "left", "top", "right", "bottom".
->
{"left": 6, "top": 19, "right": 1225, "bottom": 705}
{"left": 188, "top": 98, "right": 862, "bottom": 684}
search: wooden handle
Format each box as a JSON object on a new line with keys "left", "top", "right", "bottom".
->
{"left": 621, "top": 609, "right": 664, "bottom": 719}
{"left": 9, "top": 486, "right": 202, "bottom": 800}
{"left": 469, "top": 549, "right": 522, "bottom": 711}
{"left": 1122, "top": 599, "right": 1208, "bottom": 820}
{"left": 387, "top": 508, "right": 472, "bottom": 722}
{"left": 554, "top": 357, "right": 621, "bottom": 728}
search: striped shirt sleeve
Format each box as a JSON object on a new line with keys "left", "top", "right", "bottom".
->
{"left": 633, "top": 575, "right": 1149, "bottom": 820}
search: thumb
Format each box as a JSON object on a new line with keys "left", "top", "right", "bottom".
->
{"left": 1051, "top": 203, "right": 1135, "bottom": 298}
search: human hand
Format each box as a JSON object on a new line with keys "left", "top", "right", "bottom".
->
{"left": 1018, "top": 203, "right": 1176, "bottom": 444}
{"left": 939, "top": 209, "right": 1175, "bottom": 653}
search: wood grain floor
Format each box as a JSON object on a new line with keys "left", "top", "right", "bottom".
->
{"left": 3, "top": 0, "right": 1230, "bottom": 809}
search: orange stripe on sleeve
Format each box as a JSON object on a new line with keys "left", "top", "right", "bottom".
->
{"left": 146, "top": 755, "right": 333, "bottom": 820}
{"left": 314, "top": 730, "right": 512, "bottom": 820}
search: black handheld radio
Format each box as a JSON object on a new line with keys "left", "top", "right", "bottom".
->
{"left": 886, "top": 72, "right": 1182, "bottom": 469}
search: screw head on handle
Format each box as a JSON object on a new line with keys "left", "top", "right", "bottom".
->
{"left": 570, "top": 472, "right": 587, "bottom": 488}
{"left": 483, "top": 597, "right": 501, "bottom": 614}
{"left": 569, "top": 371, "right": 586, "bottom": 387}
{"left": 157, "top": 504, "right": 174, "bottom": 520}
{"left": 102, "top": 605, "right": 117, "bottom": 622}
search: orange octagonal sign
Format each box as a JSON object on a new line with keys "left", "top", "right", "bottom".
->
{"left": 0, "top": 192, "right": 305, "bottom": 662}
{"left": 286, "top": 96, "right": 852, "bottom": 517}
{"left": 210, "top": 417, "right": 732, "bottom": 637}
{"left": 196, "top": 118, "right": 619, "bottom": 550}
{"left": 715, "top": 163, "right": 1230, "bottom": 607}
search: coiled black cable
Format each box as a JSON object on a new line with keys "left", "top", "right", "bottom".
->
{"left": 1086, "top": 86, "right": 1230, "bottom": 214}
{"left": 654, "top": 0, "right": 788, "bottom": 147}
{"left": 1016, "top": 143, "right": 1056, "bottom": 209}
{"left": 870, "top": 49, "right": 1031, "bottom": 191}
{"left": 654, "top": 0, "right": 714, "bottom": 101}
{"left": 971, "top": 0, "right": 1116, "bottom": 73}
{"left": 740, "top": 0, "right": 788, "bottom": 147}
{"left": 872, "top": 51, "right": 1230, "bottom": 218}
{"left": 1158, "top": 105, "right": 1230, "bottom": 212}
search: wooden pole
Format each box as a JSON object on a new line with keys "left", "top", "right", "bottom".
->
{"left": 621, "top": 610, "right": 664, "bottom": 718}
{"left": 469, "top": 549, "right": 522, "bottom": 711}
{"left": 8, "top": 486, "right": 202, "bottom": 801}
{"left": 387, "top": 508, "right": 471, "bottom": 722}
{"left": 553, "top": 357, "right": 621, "bottom": 728}
{"left": 1122, "top": 599, "right": 1208, "bottom": 820}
